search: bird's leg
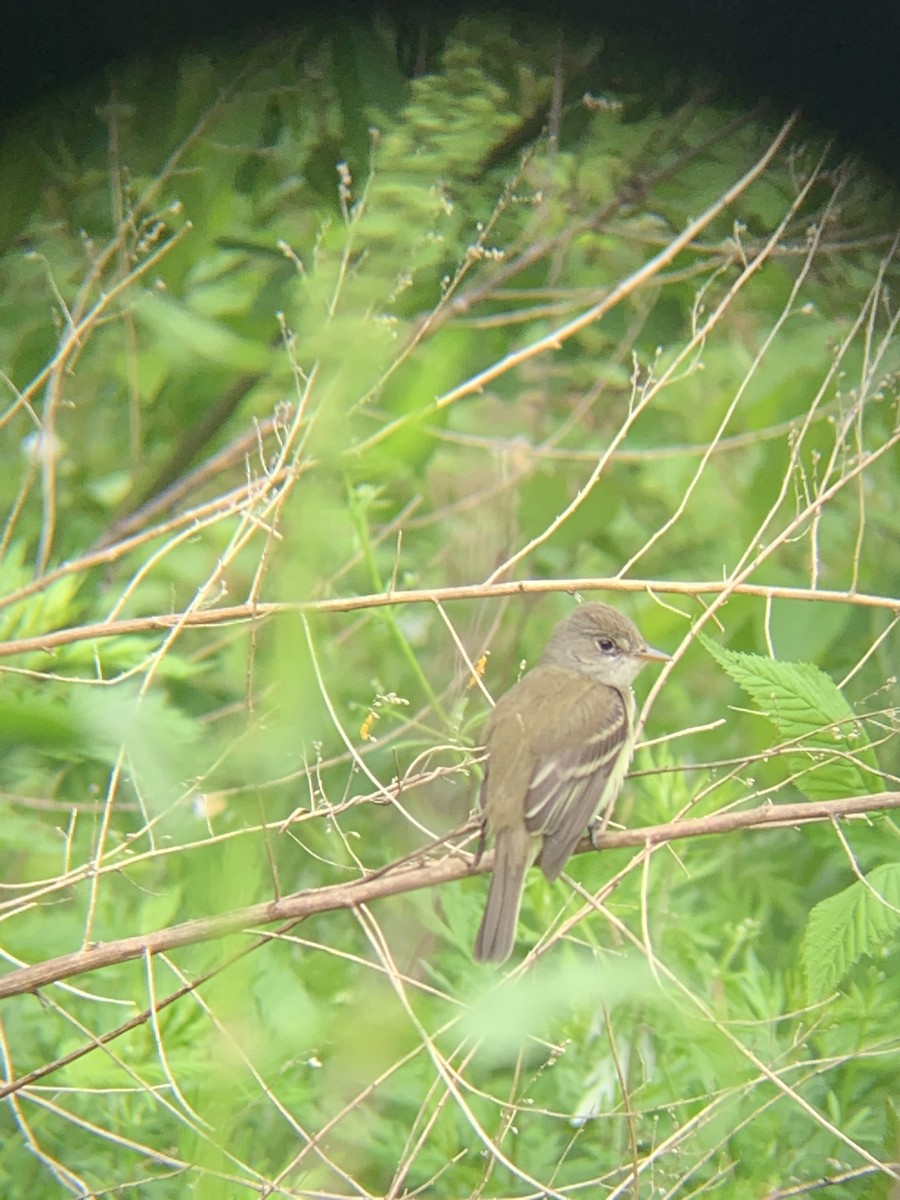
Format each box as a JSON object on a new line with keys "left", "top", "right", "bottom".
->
{"left": 588, "top": 803, "right": 617, "bottom": 849}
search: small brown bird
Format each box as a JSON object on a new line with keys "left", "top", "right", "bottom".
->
{"left": 473, "top": 602, "right": 670, "bottom": 963}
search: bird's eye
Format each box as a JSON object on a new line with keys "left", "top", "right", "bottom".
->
{"left": 595, "top": 636, "right": 616, "bottom": 653}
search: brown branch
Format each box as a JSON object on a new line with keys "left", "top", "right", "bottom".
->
{"left": 431, "top": 113, "right": 798, "bottom": 415}
{"left": 91, "top": 411, "right": 287, "bottom": 550}
{"left": 1, "top": 792, "right": 897, "bottom": 1003}
{"left": 0, "top": 577, "right": 895, "bottom": 661}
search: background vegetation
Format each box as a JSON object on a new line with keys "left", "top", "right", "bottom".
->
{"left": 0, "top": 16, "right": 897, "bottom": 1198}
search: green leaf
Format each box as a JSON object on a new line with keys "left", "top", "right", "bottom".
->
{"left": 802, "top": 863, "right": 900, "bottom": 1001}
{"left": 700, "top": 634, "right": 880, "bottom": 801}
{"left": 134, "top": 291, "right": 275, "bottom": 372}
{"left": 0, "top": 541, "right": 84, "bottom": 642}
{"left": 77, "top": 685, "right": 201, "bottom": 806}
{"left": 0, "top": 694, "right": 85, "bottom": 753}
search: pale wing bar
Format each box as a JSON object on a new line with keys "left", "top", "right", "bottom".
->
{"left": 524, "top": 689, "right": 630, "bottom": 881}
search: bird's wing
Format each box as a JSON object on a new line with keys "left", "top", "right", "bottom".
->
{"left": 521, "top": 672, "right": 633, "bottom": 881}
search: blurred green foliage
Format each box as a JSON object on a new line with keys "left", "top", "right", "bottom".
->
{"left": 0, "top": 13, "right": 897, "bottom": 1200}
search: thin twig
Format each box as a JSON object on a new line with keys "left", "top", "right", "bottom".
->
{"left": 0, "top": 577, "right": 894, "bottom": 662}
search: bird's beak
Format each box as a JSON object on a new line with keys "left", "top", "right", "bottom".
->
{"left": 639, "top": 645, "right": 671, "bottom": 664}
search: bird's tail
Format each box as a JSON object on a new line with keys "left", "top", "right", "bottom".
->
{"left": 473, "top": 826, "right": 535, "bottom": 964}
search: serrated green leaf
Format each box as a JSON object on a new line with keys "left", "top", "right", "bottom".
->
{"left": 700, "top": 634, "right": 880, "bottom": 801}
{"left": 802, "top": 864, "right": 900, "bottom": 1001}
{"left": 65, "top": 685, "right": 203, "bottom": 811}
{"left": 0, "top": 541, "right": 84, "bottom": 642}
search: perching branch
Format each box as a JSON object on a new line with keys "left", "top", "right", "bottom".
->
{"left": 1, "top": 791, "right": 896, "bottom": 1002}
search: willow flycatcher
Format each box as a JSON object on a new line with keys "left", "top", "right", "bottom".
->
{"left": 473, "top": 602, "right": 670, "bottom": 963}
